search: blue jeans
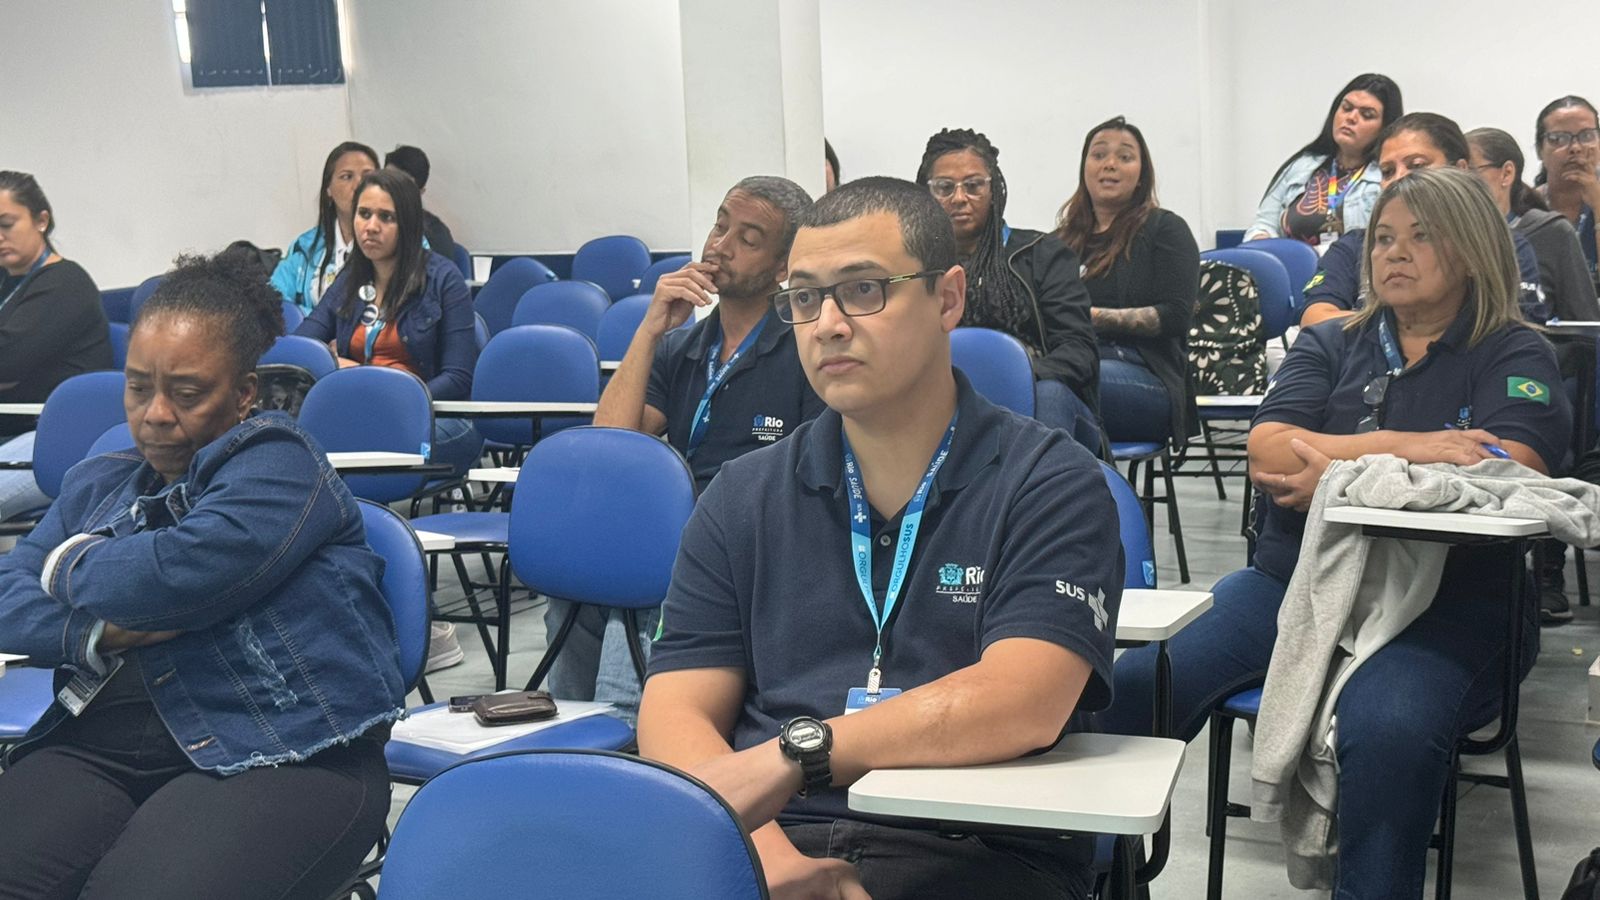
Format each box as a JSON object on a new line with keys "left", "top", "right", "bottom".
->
{"left": 1033, "top": 379, "right": 1102, "bottom": 455}
{"left": 542, "top": 599, "right": 656, "bottom": 726}
{"left": 1102, "top": 561, "right": 1531, "bottom": 898}
{"left": 431, "top": 417, "right": 484, "bottom": 479}
{"left": 1098, "top": 357, "right": 1170, "bottom": 444}
{"left": 0, "top": 432, "right": 48, "bottom": 522}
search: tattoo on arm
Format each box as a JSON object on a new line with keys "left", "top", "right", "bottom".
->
{"left": 1091, "top": 305, "right": 1161, "bottom": 337}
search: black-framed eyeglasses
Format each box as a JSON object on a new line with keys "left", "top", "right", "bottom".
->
{"left": 928, "top": 176, "right": 991, "bottom": 200}
{"left": 1543, "top": 128, "right": 1600, "bottom": 150}
{"left": 771, "top": 271, "right": 943, "bottom": 325}
{"left": 1354, "top": 373, "right": 1392, "bottom": 434}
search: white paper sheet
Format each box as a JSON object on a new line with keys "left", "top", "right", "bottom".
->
{"left": 392, "top": 698, "right": 616, "bottom": 754}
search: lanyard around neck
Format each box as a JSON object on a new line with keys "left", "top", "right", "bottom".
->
{"left": 359, "top": 285, "right": 384, "bottom": 363}
{"left": 0, "top": 245, "right": 52, "bottom": 314}
{"left": 842, "top": 412, "right": 958, "bottom": 689}
{"left": 1327, "top": 159, "right": 1366, "bottom": 213}
{"left": 1376, "top": 311, "right": 1405, "bottom": 375}
{"left": 685, "top": 315, "right": 768, "bottom": 457}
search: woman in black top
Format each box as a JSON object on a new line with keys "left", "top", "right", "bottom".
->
{"left": 0, "top": 171, "right": 112, "bottom": 519}
{"left": 916, "top": 129, "right": 1100, "bottom": 450}
{"left": 1057, "top": 118, "right": 1198, "bottom": 445}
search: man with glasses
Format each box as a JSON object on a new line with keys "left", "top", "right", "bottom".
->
{"left": 639, "top": 177, "right": 1120, "bottom": 899}
{"left": 560, "top": 175, "right": 823, "bottom": 724}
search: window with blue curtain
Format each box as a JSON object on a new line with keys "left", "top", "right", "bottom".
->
{"left": 181, "top": 0, "right": 344, "bottom": 88}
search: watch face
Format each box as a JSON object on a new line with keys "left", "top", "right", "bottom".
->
{"left": 787, "top": 720, "right": 826, "bottom": 752}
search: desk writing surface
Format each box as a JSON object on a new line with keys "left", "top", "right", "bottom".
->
{"left": 1116, "top": 590, "right": 1213, "bottom": 642}
{"left": 1323, "top": 506, "right": 1546, "bottom": 537}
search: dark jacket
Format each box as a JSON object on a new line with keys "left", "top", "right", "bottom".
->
{"left": 1003, "top": 227, "right": 1098, "bottom": 407}
{"left": 0, "top": 413, "right": 405, "bottom": 775}
{"left": 0, "top": 259, "right": 112, "bottom": 433}
{"left": 1079, "top": 208, "right": 1200, "bottom": 442}
{"left": 1515, "top": 209, "right": 1600, "bottom": 322}
{"left": 422, "top": 210, "right": 458, "bottom": 268}
{"left": 296, "top": 251, "right": 478, "bottom": 400}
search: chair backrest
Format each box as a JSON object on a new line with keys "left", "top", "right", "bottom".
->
{"left": 473, "top": 312, "right": 490, "bottom": 351}
{"left": 297, "top": 366, "right": 434, "bottom": 503}
{"left": 449, "top": 243, "right": 473, "bottom": 280}
{"left": 107, "top": 322, "right": 129, "bottom": 369}
{"left": 280, "top": 299, "right": 305, "bottom": 332}
{"left": 101, "top": 288, "right": 132, "bottom": 324}
{"left": 356, "top": 499, "right": 431, "bottom": 694}
{"left": 637, "top": 254, "right": 693, "bottom": 295}
{"left": 127, "top": 274, "right": 165, "bottom": 323}
{"left": 1100, "top": 461, "right": 1155, "bottom": 589}
{"left": 572, "top": 235, "right": 652, "bottom": 301}
{"left": 260, "top": 335, "right": 338, "bottom": 380}
{"left": 473, "top": 325, "right": 600, "bottom": 446}
{"left": 950, "top": 327, "right": 1035, "bottom": 417}
{"left": 1242, "top": 238, "right": 1319, "bottom": 318}
{"left": 34, "top": 372, "right": 127, "bottom": 499}
{"left": 380, "top": 750, "right": 766, "bottom": 900}
{"left": 597, "top": 294, "right": 651, "bottom": 362}
{"left": 509, "top": 427, "right": 694, "bottom": 610}
{"left": 511, "top": 280, "right": 611, "bottom": 341}
{"left": 474, "top": 258, "right": 558, "bottom": 336}
{"left": 1200, "top": 248, "right": 1292, "bottom": 339}
{"left": 88, "top": 422, "right": 134, "bottom": 457}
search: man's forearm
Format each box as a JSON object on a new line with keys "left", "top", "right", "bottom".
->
{"left": 593, "top": 327, "right": 663, "bottom": 431}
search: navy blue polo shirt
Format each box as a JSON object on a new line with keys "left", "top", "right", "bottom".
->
{"left": 1304, "top": 226, "right": 1548, "bottom": 323}
{"left": 646, "top": 307, "right": 824, "bottom": 492}
{"left": 648, "top": 372, "right": 1121, "bottom": 823}
{"left": 1252, "top": 307, "right": 1571, "bottom": 584}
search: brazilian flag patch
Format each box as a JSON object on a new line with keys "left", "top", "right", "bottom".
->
{"left": 1305, "top": 271, "right": 1325, "bottom": 292}
{"left": 1506, "top": 376, "right": 1550, "bottom": 404}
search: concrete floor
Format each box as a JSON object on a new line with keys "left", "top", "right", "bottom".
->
{"left": 392, "top": 469, "right": 1600, "bottom": 899}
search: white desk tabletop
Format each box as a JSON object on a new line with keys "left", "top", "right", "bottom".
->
{"left": 327, "top": 451, "right": 427, "bottom": 470}
{"left": 0, "top": 403, "right": 45, "bottom": 416}
{"left": 0, "top": 652, "right": 26, "bottom": 676}
{"left": 412, "top": 529, "right": 456, "bottom": 552}
{"left": 1324, "top": 506, "right": 1546, "bottom": 537}
{"left": 1117, "top": 589, "right": 1214, "bottom": 642}
{"left": 432, "top": 400, "right": 598, "bottom": 415}
{"left": 1546, "top": 321, "right": 1600, "bottom": 328}
{"left": 600, "top": 361, "right": 621, "bottom": 372}
{"left": 466, "top": 467, "right": 520, "bottom": 484}
{"left": 849, "top": 733, "right": 1185, "bottom": 835}
{"left": 1194, "top": 395, "right": 1264, "bottom": 408}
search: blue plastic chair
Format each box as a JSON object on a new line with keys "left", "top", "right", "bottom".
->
{"left": 1200, "top": 248, "right": 1293, "bottom": 341}
{"left": 572, "top": 235, "right": 652, "bottom": 301}
{"left": 512, "top": 280, "right": 612, "bottom": 342}
{"left": 950, "top": 327, "right": 1035, "bottom": 416}
{"left": 473, "top": 258, "right": 558, "bottom": 336}
{"left": 1593, "top": 737, "right": 1599, "bottom": 771}
{"left": 100, "top": 287, "right": 133, "bottom": 324}
{"left": 259, "top": 335, "right": 337, "bottom": 380}
{"left": 33, "top": 371, "right": 127, "bottom": 500}
{"left": 471, "top": 324, "right": 599, "bottom": 450}
{"left": 280, "top": 299, "right": 305, "bottom": 332}
{"left": 127, "top": 274, "right": 165, "bottom": 323}
{"left": 597, "top": 294, "right": 651, "bottom": 362}
{"left": 297, "top": 367, "right": 433, "bottom": 504}
{"left": 449, "top": 243, "right": 473, "bottom": 280}
{"left": 637, "top": 254, "right": 693, "bottom": 295}
{"left": 88, "top": 422, "right": 134, "bottom": 457}
{"left": 1101, "top": 461, "right": 1155, "bottom": 590}
{"left": 107, "top": 322, "right": 129, "bottom": 369}
{"left": 0, "top": 667, "right": 56, "bottom": 749}
{"left": 1242, "top": 238, "right": 1319, "bottom": 317}
{"left": 379, "top": 751, "right": 765, "bottom": 900}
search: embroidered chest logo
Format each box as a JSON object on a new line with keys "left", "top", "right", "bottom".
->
{"left": 936, "top": 562, "right": 984, "bottom": 604}
{"left": 751, "top": 414, "right": 787, "bottom": 442}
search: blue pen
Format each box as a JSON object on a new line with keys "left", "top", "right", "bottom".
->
{"left": 1445, "top": 422, "right": 1510, "bottom": 459}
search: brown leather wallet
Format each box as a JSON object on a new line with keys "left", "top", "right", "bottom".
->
{"left": 471, "top": 690, "right": 558, "bottom": 726}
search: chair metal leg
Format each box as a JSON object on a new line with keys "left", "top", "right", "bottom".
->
{"left": 449, "top": 552, "right": 498, "bottom": 662}
{"left": 1206, "top": 713, "right": 1235, "bottom": 900}
{"left": 1435, "top": 751, "right": 1460, "bottom": 900}
{"left": 415, "top": 675, "right": 434, "bottom": 705}
{"left": 1577, "top": 547, "right": 1591, "bottom": 607}
{"left": 622, "top": 608, "right": 649, "bottom": 685}
{"left": 1200, "top": 419, "right": 1227, "bottom": 500}
{"left": 524, "top": 597, "right": 579, "bottom": 692}
{"left": 1504, "top": 737, "right": 1540, "bottom": 900}
{"left": 494, "top": 557, "right": 513, "bottom": 691}
{"left": 1160, "top": 450, "right": 1189, "bottom": 584}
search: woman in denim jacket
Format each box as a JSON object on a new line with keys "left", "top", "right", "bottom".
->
{"left": 1245, "top": 74, "right": 1403, "bottom": 252}
{"left": 0, "top": 252, "right": 405, "bottom": 900}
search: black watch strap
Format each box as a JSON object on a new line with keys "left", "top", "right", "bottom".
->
{"left": 795, "top": 750, "right": 832, "bottom": 798}
{"left": 780, "top": 717, "right": 833, "bottom": 798}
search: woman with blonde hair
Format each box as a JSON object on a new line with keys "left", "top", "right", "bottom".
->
{"left": 1104, "top": 166, "right": 1569, "bottom": 897}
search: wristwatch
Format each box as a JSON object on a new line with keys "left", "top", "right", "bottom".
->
{"left": 778, "top": 716, "right": 833, "bottom": 798}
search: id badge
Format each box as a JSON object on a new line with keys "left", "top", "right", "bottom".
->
{"left": 844, "top": 686, "right": 901, "bottom": 715}
{"left": 1316, "top": 231, "right": 1340, "bottom": 257}
{"left": 58, "top": 656, "right": 124, "bottom": 717}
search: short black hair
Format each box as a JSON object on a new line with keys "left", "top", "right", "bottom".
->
{"left": 385, "top": 145, "right": 431, "bottom": 189}
{"left": 0, "top": 171, "right": 55, "bottom": 238}
{"left": 1377, "top": 112, "right": 1469, "bottom": 165}
{"left": 135, "top": 252, "right": 285, "bottom": 377}
{"left": 729, "top": 175, "right": 813, "bottom": 255}
{"left": 824, "top": 139, "right": 840, "bottom": 184}
{"left": 798, "top": 176, "right": 956, "bottom": 271}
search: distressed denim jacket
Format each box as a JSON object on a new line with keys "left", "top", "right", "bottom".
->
{"left": 0, "top": 413, "right": 405, "bottom": 775}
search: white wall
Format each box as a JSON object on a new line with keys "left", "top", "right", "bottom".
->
{"left": 344, "top": 0, "right": 694, "bottom": 256}
{"left": 3, "top": 0, "right": 351, "bottom": 287}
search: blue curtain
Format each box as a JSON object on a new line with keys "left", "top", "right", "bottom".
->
{"left": 264, "top": 0, "right": 344, "bottom": 85}
{"left": 187, "top": 0, "right": 268, "bottom": 88}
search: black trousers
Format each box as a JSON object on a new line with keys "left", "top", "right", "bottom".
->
{"left": 0, "top": 666, "right": 390, "bottom": 900}
{"left": 784, "top": 818, "right": 1095, "bottom": 900}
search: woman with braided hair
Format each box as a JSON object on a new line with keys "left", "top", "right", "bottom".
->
{"left": 917, "top": 128, "right": 1100, "bottom": 450}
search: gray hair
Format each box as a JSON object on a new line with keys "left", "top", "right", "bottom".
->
{"left": 798, "top": 176, "right": 957, "bottom": 271}
{"left": 730, "top": 176, "right": 814, "bottom": 255}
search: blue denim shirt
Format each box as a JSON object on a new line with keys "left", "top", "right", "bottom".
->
{"left": 0, "top": 413, "right": 405, "bottom": 775}
{"left": 1246, "top": 152, "right": 1383, "bottom": 242}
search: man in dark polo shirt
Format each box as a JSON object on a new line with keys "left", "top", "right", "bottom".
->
{"left": 548, "top": 175, "right": 822, "bottom": 722}
{"left": 638, "top": 177, "right": 1122, "bottom": 900}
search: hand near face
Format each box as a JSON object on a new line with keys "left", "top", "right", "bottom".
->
{"left": 642, "top": 262, "right": 718, "bottom": 338}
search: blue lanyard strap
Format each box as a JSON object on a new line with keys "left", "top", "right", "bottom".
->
{"left": 685, "top": 315, "right": 767, "bottom": 456}
{"left": 0, "top": 245, "right": 52, "bottom": 314}
{"left": 363, "top": 319, "right": 385, "bottom": 363}
{"left": 1376, "top": 312, "right": 1404, "bottom": 375}
{"left": 843, "top": 412, "right": 958, "bottom": 689}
